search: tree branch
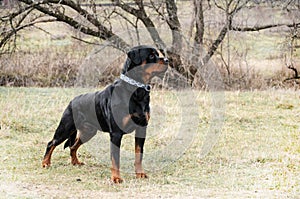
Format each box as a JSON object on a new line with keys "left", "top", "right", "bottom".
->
{"left": 288, "top": 65, "right": 298, "bottom": 78}
{"left": 113, "top": 0, "right": 166, "bottom": 48}
{"left": 112, "top": 0, "right": 140, "bottom": 17}
{"left": 284, "top": 65, "right": 300, "bottom": 82}
{"left": 18, "top": 0, "right": 130, "bottom": 51}
{"left": 166, "top": 0, "right": 181, "bottom": 50}
{"left": 1, "top": 4, "right": 34, "bottom": 21}
{"left": 0, "top": 19, "right": 57, "bottom": 50}
{"left": 231, "top": 22, "right": 300, "bottom": 32}
{"left": 149, "top": 0, "right": 166, "bottom": 20}
{"left": 194, "top": 0, "right": 204, "bottom": 45}
{"left": 203, "top": 17, "right": 232, "bottom": 65}
{"left": 71, "top": 35, "right": 103, "bottom": 46}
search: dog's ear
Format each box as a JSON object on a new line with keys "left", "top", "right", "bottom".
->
{"left": 127, "top": 49, "right": 141, "bottom": 65}
{"left": 121, "top": 58, "right": 131, "bottom": 74}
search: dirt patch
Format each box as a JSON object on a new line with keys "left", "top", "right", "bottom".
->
{"left": 0, "top": 181, "right": 292, "bottom": 198}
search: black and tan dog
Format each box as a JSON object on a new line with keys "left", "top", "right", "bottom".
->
{"left": 42, "top": 45, "right": 168, "bottom": 183}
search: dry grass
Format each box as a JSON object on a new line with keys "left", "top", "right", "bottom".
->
{"left": 0, "top": 44, "right": 88, "bottom": 87}
{"left": 0, "top": 87, "right": 299, "bottom": 198}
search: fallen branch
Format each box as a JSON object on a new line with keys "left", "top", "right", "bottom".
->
{"left": 284, "top": 65, "right": 300, "bottom": 82}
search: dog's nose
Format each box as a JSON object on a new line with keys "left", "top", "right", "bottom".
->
{"left": 164, "top": 57, "right": 169, "bottom": 64}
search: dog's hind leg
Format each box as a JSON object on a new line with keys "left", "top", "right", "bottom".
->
{"left": 64, "top": 132, "right": 77, "bottom": 149}
{"left": 42, "top": 104, "right": 76, "bottom": 168}
{"left": 42, "top": 126, "right": 76, "bottom": 168}
{"left": 70, "top": 125, "right": 97, "bottom": 166}
{"left": 42, "top": 131, "right": 73, "bottom": 168}
{"left": 42, "top": 141, "right": 56, "bottom": 168}
{"left": 70, "top": 137, "right": 84, "bottom": 166}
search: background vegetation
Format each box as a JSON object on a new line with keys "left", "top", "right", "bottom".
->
{"left": 0, "top": 0, "right": 300, "bottom": 89}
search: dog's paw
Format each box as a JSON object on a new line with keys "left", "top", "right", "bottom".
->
{"left": 111, "top": 176, "right": 123, "bottom": 184}
{"left": 72, "top": 161, "right": 85, "bottom": 166}
{"left": 42, "top": 160, "right": 51, "bottom": 168}
{"left": 71, "top": 158, "right": 85, "bottom": 166}
{"left": 136, "top": 172, "right": 148, "bottom": 179}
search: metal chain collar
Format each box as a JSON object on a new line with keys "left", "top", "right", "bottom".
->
{"left": 120, "top": 74, "right": 151, "bottom": 92}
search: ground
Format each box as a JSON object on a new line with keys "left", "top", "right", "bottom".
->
{"left": 0, "top": 87, "right": 299, "bottom": 198}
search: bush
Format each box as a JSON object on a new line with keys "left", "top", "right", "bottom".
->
{"left": 0, "top": 45, "right": 299, "bottom": 90}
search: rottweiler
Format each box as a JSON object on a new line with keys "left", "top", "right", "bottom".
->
{"left": 42, "top": 45, "right": 169, "bottom": 183}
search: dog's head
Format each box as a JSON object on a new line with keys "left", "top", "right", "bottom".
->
{"left": 122, "top": 45, "right": 169, "bottom": 83}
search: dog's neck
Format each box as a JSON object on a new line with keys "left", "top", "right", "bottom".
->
{"left": 120, "top": 74, "right": 151, "bottom": 92}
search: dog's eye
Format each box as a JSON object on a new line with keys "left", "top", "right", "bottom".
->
{"left": 149, "top": 54, "right": 155, "bottom": 59}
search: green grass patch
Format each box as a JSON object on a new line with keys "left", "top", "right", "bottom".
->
{"left": 0, "top": 87, "right": 299, "bottom": 198}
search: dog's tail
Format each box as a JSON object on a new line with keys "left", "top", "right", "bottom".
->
{"left": 63, "top": 132, "right": 77, "bottom": 149}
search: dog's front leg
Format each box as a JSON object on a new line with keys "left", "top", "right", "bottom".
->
{"left": 135, "top": 127, "right": 148, "bottom": 179}
{"left": 110, "top": 132, "right": 123, "bottom": 183}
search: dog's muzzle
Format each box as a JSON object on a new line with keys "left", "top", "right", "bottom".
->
{"left": 160, "top": 57, "right": 169, "bottom": 65}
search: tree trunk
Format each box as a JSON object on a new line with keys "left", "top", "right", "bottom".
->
{"left": 194, "top": 0, "right": 204, "bottom": 46}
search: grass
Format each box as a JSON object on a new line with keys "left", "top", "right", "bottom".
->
{"left": 0, "top": 87, "right": 299, "bottom": 198}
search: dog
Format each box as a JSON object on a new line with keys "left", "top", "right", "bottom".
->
{"left": 42, "top": 45, "right": 169, "bottom": 183}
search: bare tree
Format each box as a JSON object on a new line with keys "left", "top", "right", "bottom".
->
{"left": 1, "top": 0, "right": 300, "bottom": 85}
{"left": 286, "top": 28, "right": 299, "bottom": 77}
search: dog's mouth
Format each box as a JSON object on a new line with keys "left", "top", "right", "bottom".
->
{"left": 152, "top": 59, "right": 168, "bottom": 75}
{"left": 153, "top": 71, "right": 166, "bottom": 79}
{"left": 153, "top": 65, "right": 168, "bottom": 78}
